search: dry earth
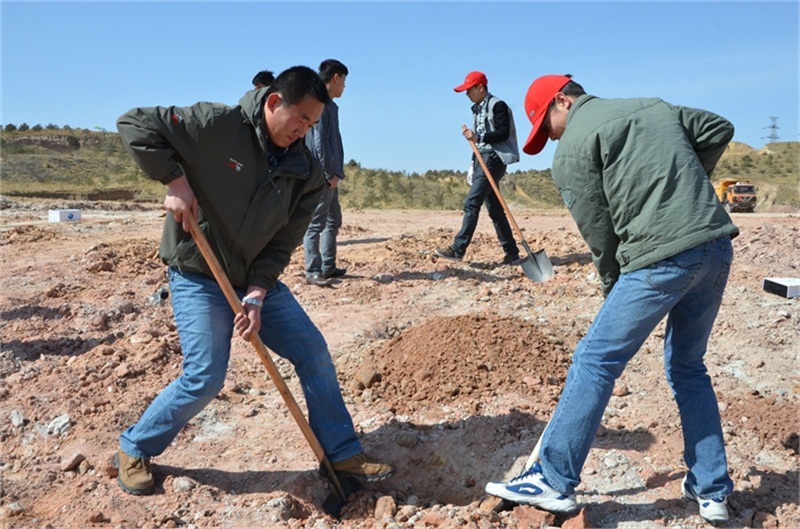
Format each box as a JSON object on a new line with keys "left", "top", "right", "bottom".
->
{"left": 0, "top": 197, "right": 798, "bottom": 529}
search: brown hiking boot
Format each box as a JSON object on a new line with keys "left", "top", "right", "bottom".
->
{"left": 332, "top": 453, "right": 396, "bottom": 482}
{"left": 114, "top": 450, "right": 154, "bottom": 495}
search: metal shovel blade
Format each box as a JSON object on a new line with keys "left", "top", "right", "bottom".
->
{"left": 518, "top": 240, "right": 554, "bottom": 282}
{"left": 322, "top": 475, "right": 363, "bottom": 518}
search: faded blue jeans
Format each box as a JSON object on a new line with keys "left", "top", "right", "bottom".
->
{"left": 120, "top": 268, "right": 363, "bottom": 463}
{"left": 539, "top": 237, "right": 734, "bottom": 501}
{"left": 303, "top": 185, "right": 343, "bottom": 276}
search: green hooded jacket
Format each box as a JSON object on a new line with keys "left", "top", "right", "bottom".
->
{"left": 116, "top": 89, "right": 326, "bottom": 291}
{"left": 552, "top": 94, "right": 739, "bottom": 295}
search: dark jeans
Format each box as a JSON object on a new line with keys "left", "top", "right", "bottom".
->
{"left": 303, "top": 185, "right": 342, "bottom": 276}
{"left": 453, "top": 152, "right": 518, "bottom": 257}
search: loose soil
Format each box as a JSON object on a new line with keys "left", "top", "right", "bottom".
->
{"left": 0, "top": 197, "right": 797, "bottom": 529}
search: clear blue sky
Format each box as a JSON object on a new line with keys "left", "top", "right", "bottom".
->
{"left": 2, "top": 1, "right": 797, "bottom": 173}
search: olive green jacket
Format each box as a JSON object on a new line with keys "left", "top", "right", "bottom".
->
{"left": 117, "top": 89, "right": 325, "bottom": 291}
{"left": 552, "top": 94, "right": 739, "bottom": 295}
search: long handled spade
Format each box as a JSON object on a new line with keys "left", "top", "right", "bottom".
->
{"left": 461, "top": 125, "right": 554, "bottom": 282}
{"left": 185, "top": 214, "right": 351, "bottom": 516}
{"left": 523, "top": 419, "right": 549, "bottom": 471}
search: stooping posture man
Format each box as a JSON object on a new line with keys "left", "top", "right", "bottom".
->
{"left": 434, "top": 70, "right": 521, "bottom": 265}
{"left": 484, "top": 74, "right": 737, "bottom": 526}
{"left": 114, "top": 66, "right": 395, "bottom": 496}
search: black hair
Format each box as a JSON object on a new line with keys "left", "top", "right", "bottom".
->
{"left": 560, "top": 74, "right": 586, "bottom": 97}
{"left": 252, "top": 70, "right": 275, "bottom": 88}
{"left": 318, "top": 59, "right": 349, "bottom": 84}
{"left": 267, "top": 66, "right": 331, "bottom": 106}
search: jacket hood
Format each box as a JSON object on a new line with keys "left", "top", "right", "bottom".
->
{"left": 239, "top": 88, "right": 268, "bottom": 128}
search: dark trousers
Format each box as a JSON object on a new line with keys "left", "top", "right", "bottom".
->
{"left": 453, "top": 152, "right": 518, "bottom": 257}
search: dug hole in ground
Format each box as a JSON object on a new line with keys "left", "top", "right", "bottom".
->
{"left": 0, "top": 197, "right": 798, "bottom": 529}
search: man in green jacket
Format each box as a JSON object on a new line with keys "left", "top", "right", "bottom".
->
{"left": 114, "top": 66, "right": 394, "bottom": 496}
{"left": 484, "top": 74, "right": 737, "bottom": 525}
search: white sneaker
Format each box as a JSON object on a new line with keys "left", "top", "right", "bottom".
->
{"left": 485, "top": 462, "right": 578, "bottom": 513}
{"left": 682, "top": 475, "right": 729, "bottom": 525}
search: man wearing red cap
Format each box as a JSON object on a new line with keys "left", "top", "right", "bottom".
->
{"left": 434, "top": 71, "right": 520, "bottom": 264}
{"left": 484, "top": 74, "right": 737, "bottom": 525}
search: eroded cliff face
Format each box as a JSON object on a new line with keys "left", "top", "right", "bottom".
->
{"left": 3, "top": 134, "right": 82, "bottom": 151}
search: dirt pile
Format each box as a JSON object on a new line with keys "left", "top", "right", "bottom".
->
{"left": 360, "top": 314, "right": 571, "bottom": 414}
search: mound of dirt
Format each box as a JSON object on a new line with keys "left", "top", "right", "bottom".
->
{"left": 361, "top": 313, "right": 571, "bottom": 414}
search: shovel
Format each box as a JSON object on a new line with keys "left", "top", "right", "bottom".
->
{"left": 461, "top": 125, "right": 553, "bottom": 282}
{"left": 185, "top": 214, "right": 352, "bottom": 517}
{"left": 523, "top": 419, "right": 549, "bottom": 471}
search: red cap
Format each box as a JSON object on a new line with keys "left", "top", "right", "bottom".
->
{"left": 522, "top": 74, "right": 572, "bottom": 155}
{"left": 454, "top": 71, "right": 488, "bottom": 92}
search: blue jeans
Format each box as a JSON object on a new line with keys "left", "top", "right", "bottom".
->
{"left": 120, "top": 269, "right": 362, "bottom": 463}
{"left": 539, "top": 237, "right": 734, "bottom": 501}
{"left": 452, "top": 153, "right": 518, "bottom": 257}
{"left": 303, "top": 185, "right": 342, "bottom": 276}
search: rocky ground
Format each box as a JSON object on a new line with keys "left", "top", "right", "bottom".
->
{"left": 0, "top": 197, "right": 797, "bottom": 529}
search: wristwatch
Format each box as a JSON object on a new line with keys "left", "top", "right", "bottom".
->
{"left": 242, "top": 296, "right": 263, "bottom": 308}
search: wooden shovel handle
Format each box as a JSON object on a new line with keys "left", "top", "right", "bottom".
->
{"left": 461, "top": 125, "right": 526, "bottom": 244}
{"left": 185, "top": 214, "right": 346, "bottom": 500}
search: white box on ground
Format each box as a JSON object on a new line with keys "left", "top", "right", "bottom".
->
{"left": 762, "top": 277, "right": 800, "bottom": 299}
{"left": 48, "top": 209, "right": 82, "bottom": 223}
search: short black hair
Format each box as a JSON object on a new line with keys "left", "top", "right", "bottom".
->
{"left": 267, "top": 66, "right": 331, "bottom": 106}
{"left": 560, "top": 75, "right": 586, "bottom": 97}
{"left": 252, "top": 70, "right": 275, "bottom": 88}
{"left": 318, "top": 59, "right": 349, "bottom": 84}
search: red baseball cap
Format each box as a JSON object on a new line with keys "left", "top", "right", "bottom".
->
{"left": 454, "top": 71, "right": 488, "bottom": 92}
{"left": 522, "top": 74, "right": 572, "bottom": 155}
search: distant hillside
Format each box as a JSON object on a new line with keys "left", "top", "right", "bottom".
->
{"left": 713, "top": 141, "right": 799, "bottom": 211}
{"left": 1, "top": 130, "right": 797, "bottom": 211}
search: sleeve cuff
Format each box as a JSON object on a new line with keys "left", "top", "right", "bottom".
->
{"left": 160, "top": 167, "right": 184, "bottom": 185}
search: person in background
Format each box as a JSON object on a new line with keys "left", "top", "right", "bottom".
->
{"left": 114, "top": 65, "right": 395, "bottom": 497}
{"left": 434, "top": 70, "right": 520, "bottom": 265}
{"left": 484, "top": 74, "right": 737, "bottom": 526}
{"left": 303, "top": 59, "right": 349, "bottom": 287}
{"left": 252, "top": 70, "right": 275, "bottom": 89}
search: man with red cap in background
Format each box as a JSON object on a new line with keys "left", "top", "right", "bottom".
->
{"left": 434, "top": 71, "right": 521, "bottom": 265}
{"left": 484, "top": 74, "right": 738, "bottom": 525}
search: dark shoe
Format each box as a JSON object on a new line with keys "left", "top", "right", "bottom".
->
{"left": 306, "top": 274, "right": 333, "bottom": 287}
{"left": 434, "top": 247, "right": 463, "bottom": 261}
{"left": 332, "top": 453, "right": 396, "bottom": 482}
{"left": 114, "top": 450, "right": 154, "bottom": 495}
{"left": 322, "top": 267, "right": 347, "bottom": 279}
{"left": 502, "top": 253, "right": 521, "bottom": 265}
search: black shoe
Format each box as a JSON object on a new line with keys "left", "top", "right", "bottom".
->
{"left": 322, "top": 267, "right": 347, "bottom": 279}
{"left": 434, "top": 247, "right": 463, "bottom": 261}
{"left": 502, "top": 253, "right": 521, "bottom": 265}
{"left": 306, "top": 274, "right": 333, "bottom": 287}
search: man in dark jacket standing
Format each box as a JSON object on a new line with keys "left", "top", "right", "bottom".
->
{"left": 484, "top": 75, "right": 736, "bottom": 525}
{"left": 114, "top": 66, "right": 394, "bottom": 496}
{"left": 434, "top": 71, "right": 521, "bottom": 264}
{"left": 303, "top": 59, "right": 349, "bottom": 287}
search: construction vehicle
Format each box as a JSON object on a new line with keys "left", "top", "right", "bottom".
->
{"left": 714, "top": 179, "right": 757, "bottom": 213}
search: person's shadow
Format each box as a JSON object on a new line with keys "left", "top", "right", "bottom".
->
{"left": 140, "top": 410, "right": 799, "bottom": 525}
{"left": 135, "top": 410, "right": 645, "bottom": 520}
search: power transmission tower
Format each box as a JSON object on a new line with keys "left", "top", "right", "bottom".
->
{"left": 762, "top": 116, "right": 780, "bottom": 143}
